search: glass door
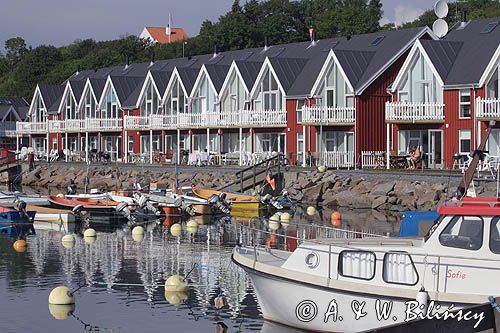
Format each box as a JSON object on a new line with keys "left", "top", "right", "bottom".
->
{"left": 428, "top": 130, "right": 443, "bottom": 169}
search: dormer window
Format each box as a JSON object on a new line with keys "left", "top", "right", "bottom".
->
{"left": 397, "top": 53, "right": 442, "bottom": 104}
{"left": 65, "top": 92, "right": 76, "bottom": 119}
{"left": 191, "top": 72, "right": 218, "bottom": 114}
{"left": 140, "top": 80, "right": 161, "bottom": 116}
{"left": 255, "top": 68, "right": 282, "bottom": 111}
{"left": 84, "top": 91, "right": 96, "bottom": 118}
{"left": 487, "top": 66, "right": 499, "bottom": 99}
{"left": 165, "top": 77, "right": 187, "bottom": 116}
{"left": 317, "top": 60, "right": 353, "bottom": 108}
{"left": 32, "top": 94, "right": 46, "bottom": 123}
{"left": 221, "top": 71, "right": 246, "bottom": 112}
{"left": 102, "top": 86, "right": 118, "bottom": 119}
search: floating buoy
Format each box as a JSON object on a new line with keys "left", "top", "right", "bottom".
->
{"left": 214, "top": 295, "right": 227, "bottom": 309}
{"left": 132, "top": 226, "right": 144, "bottom": 235}
{"left": 306, "top": 206, "right": 316, "bottom": 216}
{"left": 186, "top": 219, "right": 199, "bottom": 235}
{"left": 280, "top": 212, "right": 291, "bottom": 222}
{"left": 83, "top": 228, "right": 96, "bottom": 238}
{"left": 164, "top": 291, "right": 188, "bottom": 305}
{"left": 132, "top": 232, "right": 144, "bottom": 243}
{"left": 170, "top": 223, "right": 182, "bottom": 237}
{"left": 165, "top": 275, "right": 188, "bottom": 292}
{"left": 48, "top": 286, "right": 75, "bottom": 305}
{"left": 61, "top": 234, "right": 75, "bottom": 249}
{"left": 84, "top": 236, "right": 96, "bottom": 244}
{"left": 13, "top": 239, "right": 27, "bottom": 252}
{"left": 56, "top": 193, "right": 65, "bottom": 199}
{"left": 318, "top": 165, "right": 327, "bottom": 173}
{"left": 331, "top": 211, "right": 341, "bottom": 226}
{"left": 48, "top": 304, "right": 75, "bottom": 320}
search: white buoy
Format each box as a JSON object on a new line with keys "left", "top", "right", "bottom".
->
{"left": 318, "top": 165, "right": 326, "bottom": 173}
{"left": 83, "top": 228, "right": 96, "bottom": 238}
{"left": 268, "top": 214, "right": 281, "bottom": 231}
{"left": 61, "top": 234, "right": 75, "bottom": 249}
{"left": 56, "top": 193, "right": 65, "bottom": 198}
{"left": 170, "top": 223, "right": 182, "bottom": 237}
{"left": 48, "top": 286, "right": 75, "bottom": 305}
{"left": 306, "top": 206, "right": 316, "bottom": 216}
{"left": 280, "top": 212, "right": 291, "bottom": 222}
{"left": 416, "top": 287, "right": 429, "bottom": 314}
{"left": 48, "top": 304, "right": 75, "bottom": 320}
{"left": 165, "top": 275, "right": 188, "bottom": 292}
{"left": 84, "top": 236, "right": 96, "bottom": 245}
{"left": 132, "top": 226, "right": 144, "bottom": 235}
{"left": 132, "top": 232, "right": 144, "bottom": 243}
{"left": 186, "top": 219, "right": 199, "bottom": 235}
{"left": 164, "top": 291, "right": 188, "bottom": 305}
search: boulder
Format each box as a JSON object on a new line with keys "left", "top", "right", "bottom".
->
{"left": 371, "top": 196, "right": 388, "bottom": 209}
{"left": 370, "top": 181, "right": 396, "bottom": 196}
{"left": 302, "top": 184, "right": 324, "bottom": 204}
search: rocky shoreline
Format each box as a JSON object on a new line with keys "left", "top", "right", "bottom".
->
{"left": 20, "top": 164, "right": 498, "bottom": 212}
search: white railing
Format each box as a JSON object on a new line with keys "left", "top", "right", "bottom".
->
{"left": 150, "top": 114, "right": 177, "bottom": 129}
{"left": 321, "top": 151, "right": 355, "bottom": 169}
{"left": 86, "top": 118, "right": 122, "bottom": 131}
{"left": 65, "top": 119, "right": 85, "bottom": 132}
{"left": 16, "top": 121, "right": 47, "bottom": 134}
{"left": 302, "top": 106, "right": 356, "bottom": 124}
{"left": 385, "top": 101, "right": 445, "bottom": 122}
{"left": 240, "top": 109, "right": 286, "bottom": 127}
{"left": 124, "top": 116, "right": 149, "bottom": 130}
{"left": 48, "top": 120, "right": 65, "bottom": 133}
{"left": 178, "top": 113, "right": 204, "bottom": 128}
{"left": 361, "top": 150, "right": 385, "bottom": 168}
{"left": 476, "top": 97, "right": 500, "bottom": 119}
{"left": 124, "top": 115, "right": 178, "bottom": 130}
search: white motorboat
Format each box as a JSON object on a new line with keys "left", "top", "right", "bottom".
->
{"left": 233, "top": 198, "right": 500, "bottom": 332}
{"left": 0, "top": 192, "right": 50, "bottom": 206}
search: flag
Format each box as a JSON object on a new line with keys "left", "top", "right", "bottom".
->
{"left": 166, "top": 13, "right": 173, "bottom": 42}
{"left": 266, "top": 174, "right": 276, "bottom": 191}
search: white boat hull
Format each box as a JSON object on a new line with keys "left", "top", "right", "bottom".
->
{"left": 242, "top": 266, "right": 459, "bottom": 332}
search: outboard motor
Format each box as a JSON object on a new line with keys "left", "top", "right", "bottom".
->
{"left": 260, "top": 193, "right": 284, "bottom": 210}
{"left": 116, "top": 201, "right": 136, "bottom": 225}
{"left": 67, "top": 180, "right": 77, "bottom": 196}
{"left": 173, "top": 197, "right": 196, "bottom": 216}
{"left": 72, "top": 204, "right": 91, "bottom": 227}
{"left": 207, "top": 194, "right": 231, "bottom": 215}
{"left": 135, "top": 194, "right": 160, "bottom": 216}
{"left": 14, "top": 198, "right": 28, "bottom": 218}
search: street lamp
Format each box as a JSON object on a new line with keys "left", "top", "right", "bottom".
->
{"left": 182, "top": 41, "right": 188, "bottom": 58}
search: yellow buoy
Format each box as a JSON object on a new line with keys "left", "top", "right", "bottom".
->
{"left": 164, "top": 291, "right": 188, "bottom": 305}
{"left": 132, "top": 232, "right": 144, "bottom": 242}
{"left": 170, "top": 223, "right": 182, "bottom": 237}
{"left": 318, "top": 165, "right": 327, "bottom": 173}
{"left": 268, "top": 214, "right": 281, "bottom": 231}
{"left": 186, "top": 219, "right": 199, "bottom": 235}
{"left": 132, "top": 226, "right": 144, "bottom": 235}
{"left": 56, "top": 193, "right": 65, "bottom": 198}
{"left": 84, "top": 236, "right": 96, "bottom": 244}
{"left": 280, "top": 212, "right": 291, "bottom": 222}
{"left": 48, "top": 304, "right": 75, "bottom": 320}
{"left": 83, "top": 228, "right": 96, "bottom": 238}
{"left": 13, "top": 239, "right": 27, "bottom": 252}
{"left": 48, "top": 286, "right": 75, "bottom": 305}
{"left": 165, "top": 275, "right": 188, "bottom": 292}
{"left": 306, "top": 206, "right": 316, "bottom": 216}
{"left": 61, "top": 234, "right": 75, "bottom": 249}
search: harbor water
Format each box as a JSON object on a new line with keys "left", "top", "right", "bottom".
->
{"left": 0, "top": 207, "right": 401, "bottom": 333}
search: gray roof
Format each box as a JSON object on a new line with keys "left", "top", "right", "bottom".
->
{"left": 268, "top": 57, "right": 309, "bottom": 93}
{"left": 335, "top": 50, "right": 376, "bottom": 88}
{"left": 438, "top": 17, "right": 500, "bottom": 85}
{"left": 151, "top": 70, "right": 171, "bottom": 95}
{"left": 38, "top": 84, "right": 64, "bottom": 113}
{"left": 89, "top": 78, "right": 106, "bottom": 98}
{"left": 109, "top": 76, "right": 145, "bottom": 105}
{"left": 122, "top": 83, "right": 144, "bottom": 109}
{"left": 420, "top": 40, "right": 463, "bottom": 82}
{"left": 234, "top": 61, "right": 263, "bottom": 90}
{"left": 0, "top": 97, "right": 28, "bottom": 108}
{"left": 176, "top": 67, "right": 199, "bottom": 94}
{"left": 69, "top": 80, "right": 85, "bottom": 100}
{"left": 204, "top": 64, "right": 230, "bottom": 93}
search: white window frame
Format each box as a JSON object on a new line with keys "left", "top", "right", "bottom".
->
{"left": 296, "top": 99, "right": 305, "bottom": 123}
{"left": 459, "top": 89, "right": 471, "bottom": 119}
{"left": 459, "top": 129, "right": 471, "bottom": 155}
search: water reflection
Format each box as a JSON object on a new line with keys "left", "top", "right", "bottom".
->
{"left": 0, "top": 206, "right": 402, "bottom": 332}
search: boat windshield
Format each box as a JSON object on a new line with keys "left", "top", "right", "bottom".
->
{"left": 424, "top": 215, "right": 445, "bottom": 242}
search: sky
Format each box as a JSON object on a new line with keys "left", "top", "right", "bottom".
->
{"left": 0, "top": 0, "right": 438, "bottom": 51}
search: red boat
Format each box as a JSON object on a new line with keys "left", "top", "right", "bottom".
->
{"left": 48, "top": 196, "right": 118, "bottom": 211}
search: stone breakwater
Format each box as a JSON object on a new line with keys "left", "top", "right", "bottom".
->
{"left": 21, "top": 164, "right": 497, "bottom": 212}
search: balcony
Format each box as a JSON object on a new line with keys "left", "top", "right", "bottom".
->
{"left": 476, "top": 97, "right": 500, "bottom": 120}
{"left": 86, "top": 118, "right": 122, "bottom": 132}
{"left": 65, "top": 119, "right": 85, "bottom": 132}
{"left": 301, "top": 106, "right": 356, "bottom": 125}
{"left": 124, "top": 115, "right": 177, "bottom": 130}
{"left": 385, "top": 101, "right": 445, "bottom": 123}
{"left": 16, "top": 121, "right": 47, "bottom": 134}
{"left": 205, "top": 111, "right": 240, "bottom": 128}
{"left": 240, "top": 109, "right": 287, "bottom": 127}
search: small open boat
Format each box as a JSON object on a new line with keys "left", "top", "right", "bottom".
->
{"left": 148, "top": 193, "right": 213, "bottom": 215}
{"left": 48, "top": 196, "right": 118, "bottom": 210}
{"left": 192, "top": 189, "right": 262, "bottom": 214}
{"left": 0, "top": 206, "right": 36, "bottom": 237}
{"left": 28, "top": 205, "right": 76, "bottom": 231}
{"left": 0, "top": 192, "right": 49, "bottom": 207}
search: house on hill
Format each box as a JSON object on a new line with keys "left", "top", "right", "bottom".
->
{"left": 139, "top": 26, "right": 188, "bottom": 44}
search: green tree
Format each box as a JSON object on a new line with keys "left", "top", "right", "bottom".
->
{"left": 4, "top": 37, "right": 28, "bottom": 68}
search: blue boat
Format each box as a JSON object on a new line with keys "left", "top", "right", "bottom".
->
{"left": 398, "top": 210, "right": 440, "bottom": 237}
{"left": 0, "top": 207, "right": 36, "bottom": 238}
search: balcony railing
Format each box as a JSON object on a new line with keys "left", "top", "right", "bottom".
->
{"left": 321, "top": 151, "right": 355, "bottom": 169}
{"left": 65, "top": 119, "right": 85, "bottom": 132}
{"left": 178, "top": 113, "right": 204, "bottom": 128}
{"left": 385, "top": 101, "right": 445, "bottom": 123}
{"left": 16, "top": 121, "right": 47, "bottom": 134}
{"left": 301, "top": 106, "right": 356, "bottom": 125}
{"left": 476, "top": 97, "right": 500, "bottom": 120}
{"left": 124, "top": 115, "right": 177, "bottom": 130}
{"left": 240, "top": 109, "right": 287, "bottom": 127}
{"left": 86, "top": 118, "right": 122, "bottom": 131}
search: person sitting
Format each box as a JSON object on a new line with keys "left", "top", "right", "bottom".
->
{"left": 410, "top": 146, "right": 421, "bottom": 169}
{"left": 406, "top": 146, "right": 416, "bottom": 169}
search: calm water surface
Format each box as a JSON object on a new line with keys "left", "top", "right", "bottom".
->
{"left": 0, "top": 207, "right": 401, "bottom": 333}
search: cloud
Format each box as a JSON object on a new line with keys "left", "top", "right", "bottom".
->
{"left": 393, "top": 4, "right": 426, "bottom": 26}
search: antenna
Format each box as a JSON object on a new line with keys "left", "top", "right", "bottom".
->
{"left": 432, "top": 0, "right": 449, "bottom": 38}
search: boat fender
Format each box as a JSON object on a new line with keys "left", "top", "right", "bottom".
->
{"left": 48, "top": 304, "right": 75, "bottom": 320}
{"left": 170, "top": 223, "right": 182, "bottom": 237}
{"left": 416, "top": 287, "right": 429, "bottom": 314}
{"left": 132, "top": 226, "right": 145, "bottom": 235}
{"left": 83, "top": 228, "right": 96, "bottom": 238}
{"left": 186, "top": 219, "right": 199, "bottom": 234}
{"left": 48, "top": 286, "right": 75, "bottom": 305}
{"left": 214, "top": 295, "right": 227, "bottom": 309}
{"left": 72, "top": 205, "right": 85, "bottom": 215}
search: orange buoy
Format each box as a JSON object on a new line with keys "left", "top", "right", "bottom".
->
{"left": 266, "top": 233, "right": 276, "bottom": 248}
{"left": 331, "top": 211, "right": 341, "bottom": 226}
{"left": 13, "top": 239, "right": 27, "bottom": 252}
